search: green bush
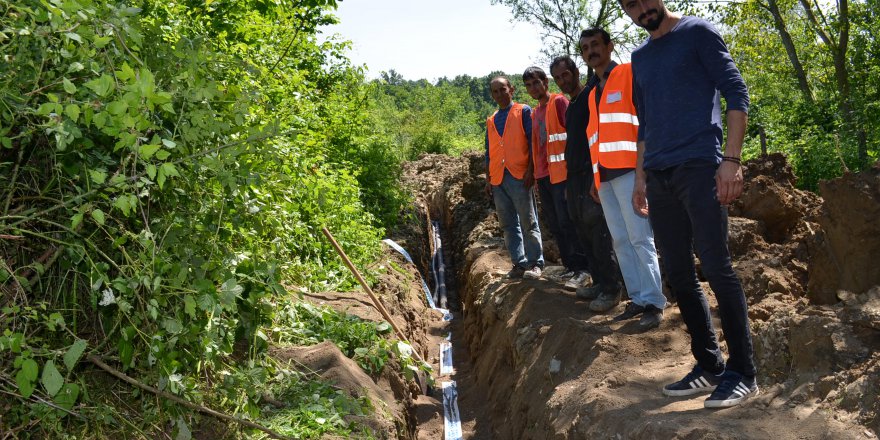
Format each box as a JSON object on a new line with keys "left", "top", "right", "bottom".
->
{"left": 0, "top": 0, "right": 402, "bottom": 437}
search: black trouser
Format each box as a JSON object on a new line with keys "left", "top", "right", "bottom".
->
{"left": 646, "top": 161, "right": 756, "bottom": 377}
{"left": 565, "top": 170, "right": 621, "bottom": 294}
{"left": 537, "top": 176, "right": 589, "bottom": 272}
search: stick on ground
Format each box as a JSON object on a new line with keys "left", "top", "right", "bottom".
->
{"left": 88, "top": 355, "right": 292, "bottom": 440}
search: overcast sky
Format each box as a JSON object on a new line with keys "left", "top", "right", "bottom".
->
{"left": 321, "top": 0, "right": 545, "bottom": 81}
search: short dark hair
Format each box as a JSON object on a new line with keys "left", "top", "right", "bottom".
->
{"left": 522, "top": 66, "right": 548, "bottom": 83}
{"left": 550, "top": 56, "right": 579, "bottom": 77}
{"left": 580, "top": 28, "right": 611, "bottom": 45}
{"left": 490, "top": 76, "right": 512, "bottom": 88}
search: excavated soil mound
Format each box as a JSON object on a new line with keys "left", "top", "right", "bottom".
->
{"left": 400, "top": 152, "right": 879, "bottom": 439}
{"left": 808, "top": 162, "right": 880, "bottom": 304}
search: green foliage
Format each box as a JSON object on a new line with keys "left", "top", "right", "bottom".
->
{"left": 367, "top": 70, "right": 560, "bottom": 160}
{"left": 260, "top": 368, "right": 375, "bottom": 439}
{"left": 720, "top": 0, "right": 878, "bottom": 189}
{"left": 276, "top": 301, "right": 432, "bottom": 384}
{"left": 279, "top": 302, "right": 393, "bottom": 376}
{"left": 261, "top": 381, "right": 373, "bottom": 439}
{"left": 0, "top": 0, "right": 408, "bottom": 437}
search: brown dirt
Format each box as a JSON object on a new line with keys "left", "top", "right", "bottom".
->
{"left": 396, "top": 152, "right": 880, "bottom": 439}
{"left": 807, "top": 162, "right": 880, "bottom": 304}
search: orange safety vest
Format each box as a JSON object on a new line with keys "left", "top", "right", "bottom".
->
{"left": 541, "top": 94, "right": 568, "bottom": 184}
{"left": 587, "top": 63, "right": 639, "bottom": 189}
{"left": 487, "top": 103, "right": 530, "bottom": 186}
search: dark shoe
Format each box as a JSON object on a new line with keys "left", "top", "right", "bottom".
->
{"left": 575, "top": 284, "right": 602, "bottom": 300}
{"left": 523, "top": 266, "right": 542, "bottom": 280}
{"left": 612, "top": 301, "right": 646, "bottom": 322}
{"left": 704, "top": 371, "right": 759, "bottom": 408}
{"left": 638, "top": 305, "right": 664, "bottom": 330}
{"left": 662, "top": 365, "right": 723, "bottom": 397}
{"left": 589, "top": 289, "right": 621, "bottom": 313}
{"left": 506, "top": 266, "right": 525, "bottom": 279}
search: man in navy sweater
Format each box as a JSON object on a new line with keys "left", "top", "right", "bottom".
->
{"left": 621, "top": 0, "right": 758, "bottom": 408}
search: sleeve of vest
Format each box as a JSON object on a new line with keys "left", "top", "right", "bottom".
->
{"left": 521, "top": 105, "right": 533, "bottom": 152}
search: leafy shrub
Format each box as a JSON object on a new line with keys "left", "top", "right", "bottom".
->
{"left": 0, "top": 0, "right": 400, "bottom": 437}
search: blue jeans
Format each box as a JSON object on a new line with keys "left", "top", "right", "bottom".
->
{"left": 537, "top": 176, "right": 588, "bottom": 272}
{"left": 598, "top": 171, "right": 666, "bottom": 309}
{"left": 493, "top": 170, "right": 544, "bottom": 269}
{"left": 646, "top": 161, "right": 755, "bottom": 377}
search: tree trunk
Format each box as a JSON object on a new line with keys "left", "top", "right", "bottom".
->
{"left": 765, "top": 0, "right": 814, "bottom": 103}
{"left": 858, "top": 128, "right": 868, "bottom": 168}
{"left": 800, "top": 0, "right": 860, "bottom": 165}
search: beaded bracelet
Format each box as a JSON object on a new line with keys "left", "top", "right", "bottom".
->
{"left": 722, "top": 156, "right": 741, "bottom": 164}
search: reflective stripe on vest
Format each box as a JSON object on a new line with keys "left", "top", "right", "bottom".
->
{"left": 487, "top": 103, "right": 529, "bottom": 186}
{"left": 586, "top": 63, "right": 639, "bottom": 189}
{"left": 544, "top": 94, "right": 569, "bottom": 184}
{"left": 599, "top": 112, "right": 640, "bottom": 125}
{"left": 599, "top": 140, "right": 638, "bottom": 153}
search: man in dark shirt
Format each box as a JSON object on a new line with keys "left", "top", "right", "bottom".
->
{"left": 549, "top": 56, "right": 622, "bottom": 312}
{"left": 621, "top": 0, "right": 758, "bottom": 408}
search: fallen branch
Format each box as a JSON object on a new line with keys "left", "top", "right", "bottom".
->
{"left": 87, "top": 355, "right": 292, "bottom": 440}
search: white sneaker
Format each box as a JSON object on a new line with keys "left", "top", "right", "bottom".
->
{"left": 564, "top": 271, "right": 590, "bottom": 290}
{"left": 523, "top": 266, "right": 542, "bottom": 279}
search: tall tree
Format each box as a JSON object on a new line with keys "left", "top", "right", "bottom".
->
{"left": 763, "top": 0, "right": 815, "bottom": 103}
{"left": 491, "top": 0, "right": 640, "bottom": 64}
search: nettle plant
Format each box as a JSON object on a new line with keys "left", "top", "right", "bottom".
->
{"left": 0, "top": 0, "right": 394, "bottom": 436}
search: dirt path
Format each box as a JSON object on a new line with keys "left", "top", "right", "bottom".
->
{"left": 460, "top": 249, "right": 867, "bottom": 439}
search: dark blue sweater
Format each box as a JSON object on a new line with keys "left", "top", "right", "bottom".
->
{"left": 632, "top": 16, "right": 749, "bottom": 170}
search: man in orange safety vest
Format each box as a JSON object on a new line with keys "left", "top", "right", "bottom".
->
{"left": 522, "top": 66, "right": 590, "bottom": 289}
{"left": 484, "top": 76, "right": 544, "bottom": 279}
{"left": 582, "top": 28, "right": 666, "bottom": 331}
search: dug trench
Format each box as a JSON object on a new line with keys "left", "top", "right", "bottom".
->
{"left": 289, "top": 152, "right": 880, "bottom": 439}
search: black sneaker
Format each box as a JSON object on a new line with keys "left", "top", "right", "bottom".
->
{"left": 588, "top": 289, "right": 621, "bottom": 313}
{"left": 506, "top": 266, "right": 525, "bottom": 279}
{"left": 638, "top": 305, "right": 664, "bottom": 330}
{"left": 612, "top": 302, "right": 646, "bottom": 322}
{"left": 662, "top": 365, "right": 723, "bottom": 397}
{"left": 704, "top": 371, "right": 759, "bottom": 408}
{"left": 575, "top": 284, "right": 603, "bottom": 300}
